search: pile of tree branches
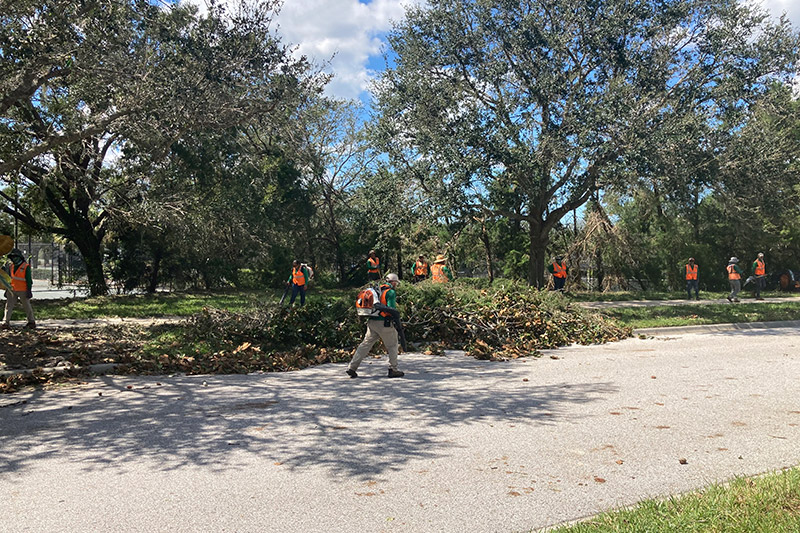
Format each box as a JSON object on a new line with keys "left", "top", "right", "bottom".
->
{"left": 178, "top": 281, "right": 630, "bottom": 364}
{"left": 400, "top": 282, "right": 630, "bottom": 359}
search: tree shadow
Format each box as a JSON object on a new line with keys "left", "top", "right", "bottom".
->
{"left": 0, "top": 354, "right": 616, "bottom": 480}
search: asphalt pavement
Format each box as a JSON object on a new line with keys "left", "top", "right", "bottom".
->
{"left": 2, "top": 325, "right": 800, "bottom": 532}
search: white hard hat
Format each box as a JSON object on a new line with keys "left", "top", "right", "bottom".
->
{"left": 385, "top": 273, "right": 399, "bottom": 282}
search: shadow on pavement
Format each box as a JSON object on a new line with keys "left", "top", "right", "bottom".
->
{"left": 0, "top": 354, "right": 616, "bottom": 480}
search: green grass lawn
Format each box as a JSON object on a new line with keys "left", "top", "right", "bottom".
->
{"left": 547, "top": 467, "right": 800, "bottom": 532}
{"left": 568, "top": 290, "right": 687, "bottom": 302}
{"left": 25, "top": 290, "right": 263, "bottom": 319}
{"left": 568, "top": 290, "right": 799, "bottom": 302}
{"left": 599, "top": 301, "right": 800, "bottom": 329}
{"left": 13, "top": 287, "right": 353, "bottom": 320}
{"left": 10, "top": 287, "right": 800, "bottom": 328}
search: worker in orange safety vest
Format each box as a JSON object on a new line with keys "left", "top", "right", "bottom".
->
{"left": 431, "top": 255, "right": 454, "bottom": 283}
{"left": 685, "top": 258, "right": 699, "bottom": 300}
{"left": 547, "top": 256, "right": 568, "bottom": 292}
{"left": 2, "top": 248, "right": 35, "bottom": 329}
{"left": 411, "top": 255, "right": 430, "bottom": 283}
{"left": 726, "top": 257, "right": 743, "bottom": 303}
{"left": 366, "top": 250, "right": 381, "bottom": 282}
{"left": 751, "top": 252, "right": 766, "bottom": 300}
{"left": 286, "top": 260, "right": 311, "bottom": 306}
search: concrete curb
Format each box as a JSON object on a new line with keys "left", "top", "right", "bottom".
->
{"left": 634, "top": 319, "right": 800, "bottom": 337}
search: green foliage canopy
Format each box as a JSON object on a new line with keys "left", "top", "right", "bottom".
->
{"left": 373, "top": 0, "right": 800, "bottom": 287}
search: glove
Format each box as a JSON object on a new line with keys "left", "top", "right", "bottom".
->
{"left": 27, "top": 289, "right": 33, "bottom": 299}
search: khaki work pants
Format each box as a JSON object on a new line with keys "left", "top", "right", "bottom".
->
{"left": 349, "top": 319, "right": 399, "bottom": 372}
{"left": 4, "top": 290, "right": 35, "bottom": 325}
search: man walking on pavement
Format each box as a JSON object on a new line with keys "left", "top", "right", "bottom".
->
{"left": 685, "top": 257, "right": 699, "bottom": 300}
{"left": 726, "top": 257, "right": 744, "bottom": 303}
{"left": 412, "top": 255, "right": 429, "bottom": 283}
{"left": 548, "top": 256, "right": 568, "bottom": 292}
{"left": 347, "top": 273, "right": 404, "bottom": 378}
{"left": 367, "top": 250, "right": 381, "bottom": 282}
{"left": 2, "top": 248, "right": 35, "bottom": 330}
{"left": 286, "top": 260, "right": 311, "bottom": 306}
{"left": 752, "top": 252, "right": 766, "bottom": 300}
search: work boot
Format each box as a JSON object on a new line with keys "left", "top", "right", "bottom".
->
{"left": 387, "top": 368, "right": 405, "bottom": 378}
{"left": 0, "top": 323, "right": 9, "bottom": 330}
{"left": 23, "top": 322, "right": 35, "bottom": 330}
{"left": 727, "top": 296, "right": 732, "bottom": 302}
{"left": 346, "top": 369, "right": 358, "bottom": 379}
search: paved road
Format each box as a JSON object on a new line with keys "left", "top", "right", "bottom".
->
{"left": 2, "top": 326, "right": 800, "bottom": 532}
{"left": 27, "top": 281, "right": 88, "bottom": 300}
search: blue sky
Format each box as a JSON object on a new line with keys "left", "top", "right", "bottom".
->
{"left": 187, "top": 0, "right": 799, "bottom": 102}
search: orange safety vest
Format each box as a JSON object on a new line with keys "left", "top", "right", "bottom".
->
{"left": 755, "top": 259, "right": 765, "bottom": 276}
{"left": 685, "top": 264, "right": 698, "bottom": 280}
{"left": 431, "top": 263, "right": 448, "bottom": 283}
{"left": 367, "top": 257, "right": 380, "bottom": 274}
{"left": 727, "top": 264, "right": 740, "bottom": 280}
{"left": 292, "top": 267, "right": 306, "bottom": 286}
{"left": 414, "top": 260, "right": 429, "bottom": 276}
{"left": 552, "top": 261, "right": 567, "bottom": 279}
{"left": 379, "top": 284, "right": 392, "bottom": 318}
{"left": 10, "top": 262, "right": 28, "bottom": 292}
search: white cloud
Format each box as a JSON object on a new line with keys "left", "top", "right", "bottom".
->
{"left": 182, "top": 0, "right": 417, "bottom": 101}
{"left": 758, "top": 0, "right": 800, "bottom": 26}
{"left": 274, "top": 0, "right": 416, "bottom": 100}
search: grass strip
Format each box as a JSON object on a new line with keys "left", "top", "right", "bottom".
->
{"left": 15, "top": 290, "right": 265, "bottom": 319}
{"left": 600, "top": 301, "right": 800, "bottom": 329}
{"left": 547, "top": 467, "right": 800, "bottom": 532}
{"left": 568, "top": 291, "right": 798, "bottom": 302}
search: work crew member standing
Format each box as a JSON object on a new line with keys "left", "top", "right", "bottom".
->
{"left": 286, "top": 260, "right": 310, "bottom": 306}
{"left": 548, "top": 256, "right": 568, "bottom": 292}
{"left": 367, "top": 250, "right": 381, "bottom": 282}
{"left": 2, "top": 248, "right": 35, "bottom": 329}
{"left": 685, "top": 258, "right": 699, "bottom": 300}
{"left": 752, "top": 252, "right": 766, "bottom": 300}
{"left": 347, "top": 273, "right": 404, "bottom": 378}
{"left": 726, "top": 257, "right": 743, "bottom": 303}
{"left": 412, "top": 255, "right": 429, "bottom": 283}
{"left": 431, "top": 255, "right": 454, "bottom": 283}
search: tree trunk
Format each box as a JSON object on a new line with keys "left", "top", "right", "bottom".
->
{"left": 396, "top": 242, "right": 403, "bottom": 280}
{"left": 480, "top": 220, "right": 494, "bottom": 283}
{"left": 147, "top": 248, "right": 162, "bottom": 293}
{"left": 71, "top": 229, "right": 107, "bottom": 296}
{"left": 595, "top": 246, "right": 605, "bottom": 291}
{"left": 692, "top": 188, "right": 700, "bottom": 243}
{"left": 528, "top": 221, "right": 548, "bottom": 288}
{"left": 322, "top": 195, "right": 345, "bottom": 283}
